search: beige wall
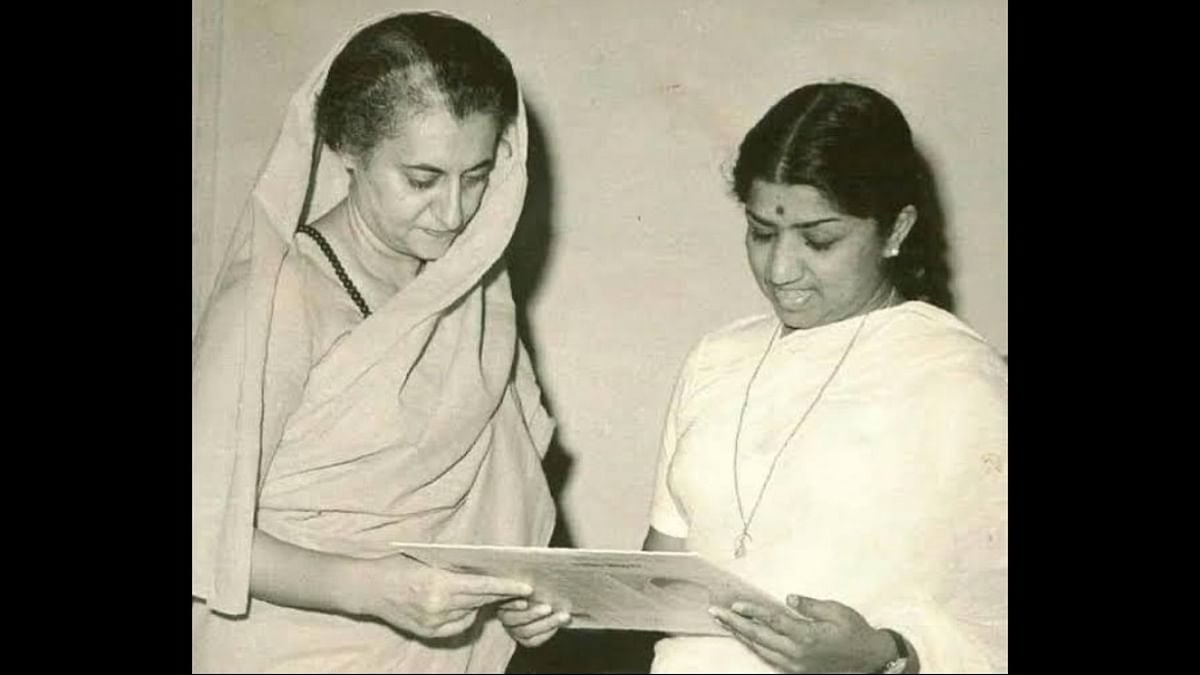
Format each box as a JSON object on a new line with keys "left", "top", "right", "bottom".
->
{"left": 193, "top": 0, "right": 1007, "bottom": 549}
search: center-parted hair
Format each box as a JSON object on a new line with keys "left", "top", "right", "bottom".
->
{"left": 732, "top": 82, "right": 952, "bottom": 308}
{"left": 297, "top": 13, "right": 518, "bottom": 229}
{"left": 316, "top": 12, "right": 518, "bottom": 158}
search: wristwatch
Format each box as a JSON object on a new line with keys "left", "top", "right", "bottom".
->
{"left": 874, "top": 628, "right": 910, "bottom": 674}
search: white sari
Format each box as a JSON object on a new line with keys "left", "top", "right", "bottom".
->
{"left": 650, "top": 302, "right": 1008, "bottom": 673}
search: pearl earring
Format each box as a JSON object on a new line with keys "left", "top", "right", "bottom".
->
{"left": 884, "top": 247, "right": 900, "bottom": 258}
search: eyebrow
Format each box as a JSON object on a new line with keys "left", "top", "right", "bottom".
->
{"left": 745, "top": 210, "right": 841, "bottom": 230}
{"left": 402, "top": 159, "right": 495, "bottom": 174}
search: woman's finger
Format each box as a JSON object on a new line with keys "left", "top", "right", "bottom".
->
{"left": 518, "top": 625, "right": 561, "bottom": 647}
{"left": 450, "top": 574, "right": 533, "bottom": 599}
{"left": 728, "top": 628, "right": 801, "bottom": 672}
{"left": 787, "top": 594, "right": 844, "bottom": 623}
{"left": 511, "top": 611, "right": 570, "bottom": 640}
{"left": 710, "top": 607, "right": 801, "bottom": 657}
{"left": 730, "top": 601, "right": 813, "bottom": 640}
{"left": 498, "top": 602, "right": 555, "bottom": 627}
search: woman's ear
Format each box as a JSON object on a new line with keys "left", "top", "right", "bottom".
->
{"left": 884, "top": 205, "right": 918, "bottom": 258}
{"left": 337, "top": 149, "right": 362, "bottom": 175}
{"left": 496, "top": 125, "right": 515, "bottom": 161}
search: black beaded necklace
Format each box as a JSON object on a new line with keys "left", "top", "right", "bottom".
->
{"left": 296, "top": 224, "right": 372, "bottom": 318}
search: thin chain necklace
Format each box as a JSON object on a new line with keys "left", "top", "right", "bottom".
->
{"left": 731, "top": 288, "right": 896, "bottom": 558}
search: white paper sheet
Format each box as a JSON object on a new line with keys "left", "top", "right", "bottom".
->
{"left": 389, "top": 543, "right": 791, "bottom": 635}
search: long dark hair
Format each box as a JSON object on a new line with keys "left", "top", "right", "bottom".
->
{"left": 732, "top": 82, "right": 952, "bottom": 308}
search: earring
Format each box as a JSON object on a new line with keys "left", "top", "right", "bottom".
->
{"left": 884, "top": 246, "right": 900, "bottom": 258}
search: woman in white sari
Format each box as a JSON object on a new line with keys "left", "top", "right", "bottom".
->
{"left": 645, "top": 83, "right": 1007, "bottom": 673}
{"left": 192, "top": 12, "right": 569, "bottom": 672}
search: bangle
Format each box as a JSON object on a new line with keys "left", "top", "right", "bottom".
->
{"left": 874, "top": 628, "right": 910, "bottom": 674}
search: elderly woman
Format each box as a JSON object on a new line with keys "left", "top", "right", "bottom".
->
{"left": 644, "top": 83, "right": 1007, "bottom": 673}
{"left": 192, "top": 13, "right": 569, "bottom": 672}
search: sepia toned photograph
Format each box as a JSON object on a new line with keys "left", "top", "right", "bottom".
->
{"left": 192, "top": 1, "right": 1007, "bottom": 672}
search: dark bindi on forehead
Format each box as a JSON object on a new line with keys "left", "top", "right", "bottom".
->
{"left": 774, "top": 205, "right": 786, "bottom": 216}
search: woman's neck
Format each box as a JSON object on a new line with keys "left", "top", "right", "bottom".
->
{"left": 342, "top": 198, "right": 424, "bottom": 289}
{"left": 861, "top": 280, "right": 901, "bottom": 314}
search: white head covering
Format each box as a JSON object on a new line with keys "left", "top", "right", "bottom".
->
{"left": 252, "top": 9, "right": 529, "bottom": 322}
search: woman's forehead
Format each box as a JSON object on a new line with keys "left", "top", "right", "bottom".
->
{"left": 748, "top": 182, "right": 837, "bottom": 216}
{"left": 373, "top": 108, "right": 500, "bottom": 168}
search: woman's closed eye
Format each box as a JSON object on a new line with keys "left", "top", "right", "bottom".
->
{"left": 406, "top": 173, "right": 439, "bottom": 190}
{"left": 406, "top": 171, "right": 490, "bottom": 191}
{"left": 747, "top": 228, "right": 835, "bottom": 251}
{"left": 463, "top": 171, "right": 490, "bottom": 188}
{"left": 805, "top": 237, "right": 836, "bottom": 251}
{"left": 748, "top": 227, "right": 775, "bottom": 242}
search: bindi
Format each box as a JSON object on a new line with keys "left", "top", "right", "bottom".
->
{"left": 774, "top": 205, "right": 786, "bottom": 216}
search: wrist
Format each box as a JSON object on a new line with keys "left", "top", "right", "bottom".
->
{"left": 329, "top": 554, "right": 377, "bottom": 617}
{"left": 337, "top": 553, "right": 430, "bottom": 619}
{"left": 867, "top": 627, "right": 899, "bottom": 670}
{"left": 870, "top": 628, "right": 914, "bottom": 674}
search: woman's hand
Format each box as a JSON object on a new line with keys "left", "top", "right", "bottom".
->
{"left": 348, "top": 556, "right": 534, "bottom": 640}
{"left": 497, "top": 598, "right": 571, "bottom": 647}
{"left": 709, "top": 594, "right": 896, "bottom": 673}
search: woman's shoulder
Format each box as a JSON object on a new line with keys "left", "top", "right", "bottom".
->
{"left": 882, "top": 301, "right": 1007, "bottom": 388}
{"left": 286, "top": 232, "right": 334, "bottom": 280}
{"left": 281, "top": 234, "right": 359, "bottom": 309}
{"left": 271, "top": 238, "right": 319, "bottom": 307}
{"left": 704, "top": 312, "right": 778, "bottom": 343}
{"left": 678, "top": 313, "right": 778, "bottom": 372}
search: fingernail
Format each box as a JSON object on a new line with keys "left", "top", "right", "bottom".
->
{"left": 510, "top": 600, "right": 529, "bottom": 611}
{"left": 707, "top": 607, "right": 719, "bottom": 617}
{"left": 555, "top": 612, "right": 571, "bottom": 623}
{"left": 730, "top": 602, "right": 747, "bottom": 613}
{"left": 535, "top": 604, "right": 553, "bottom": 616}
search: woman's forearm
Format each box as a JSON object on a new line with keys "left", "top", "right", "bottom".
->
{"left": 249, "top": 529, "right": 369, "bottom": 616}
{"left": 643, "top": 527, "right": 688, "bottom": 552}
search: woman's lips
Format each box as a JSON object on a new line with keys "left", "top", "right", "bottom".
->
{"left": 773, "top": 288, "right": 814, "bottom": 310}
{"left": 418, "top": 227, "right": 461, "bottom": 239}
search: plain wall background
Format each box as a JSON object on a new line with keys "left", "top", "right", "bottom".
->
{"left": 193, "top": 0, "right": 1007, "bottom": 551}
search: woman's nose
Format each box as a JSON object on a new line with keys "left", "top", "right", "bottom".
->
{"left": 435, "top": 181, "right": 465, "bottom": 231}
{"left": 768, "top": 234, "right": 807, "bottom": 285}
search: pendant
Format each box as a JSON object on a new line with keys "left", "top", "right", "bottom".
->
{"left": 734, "top": 532, "right": 751, "bottom": 558}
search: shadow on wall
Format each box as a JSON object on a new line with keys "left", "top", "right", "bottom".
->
{"left": 503, "top": 97, "right": 662, "bottom": 675}
{"left": 505, "top": 100, "right": 577, "bottom": 551}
